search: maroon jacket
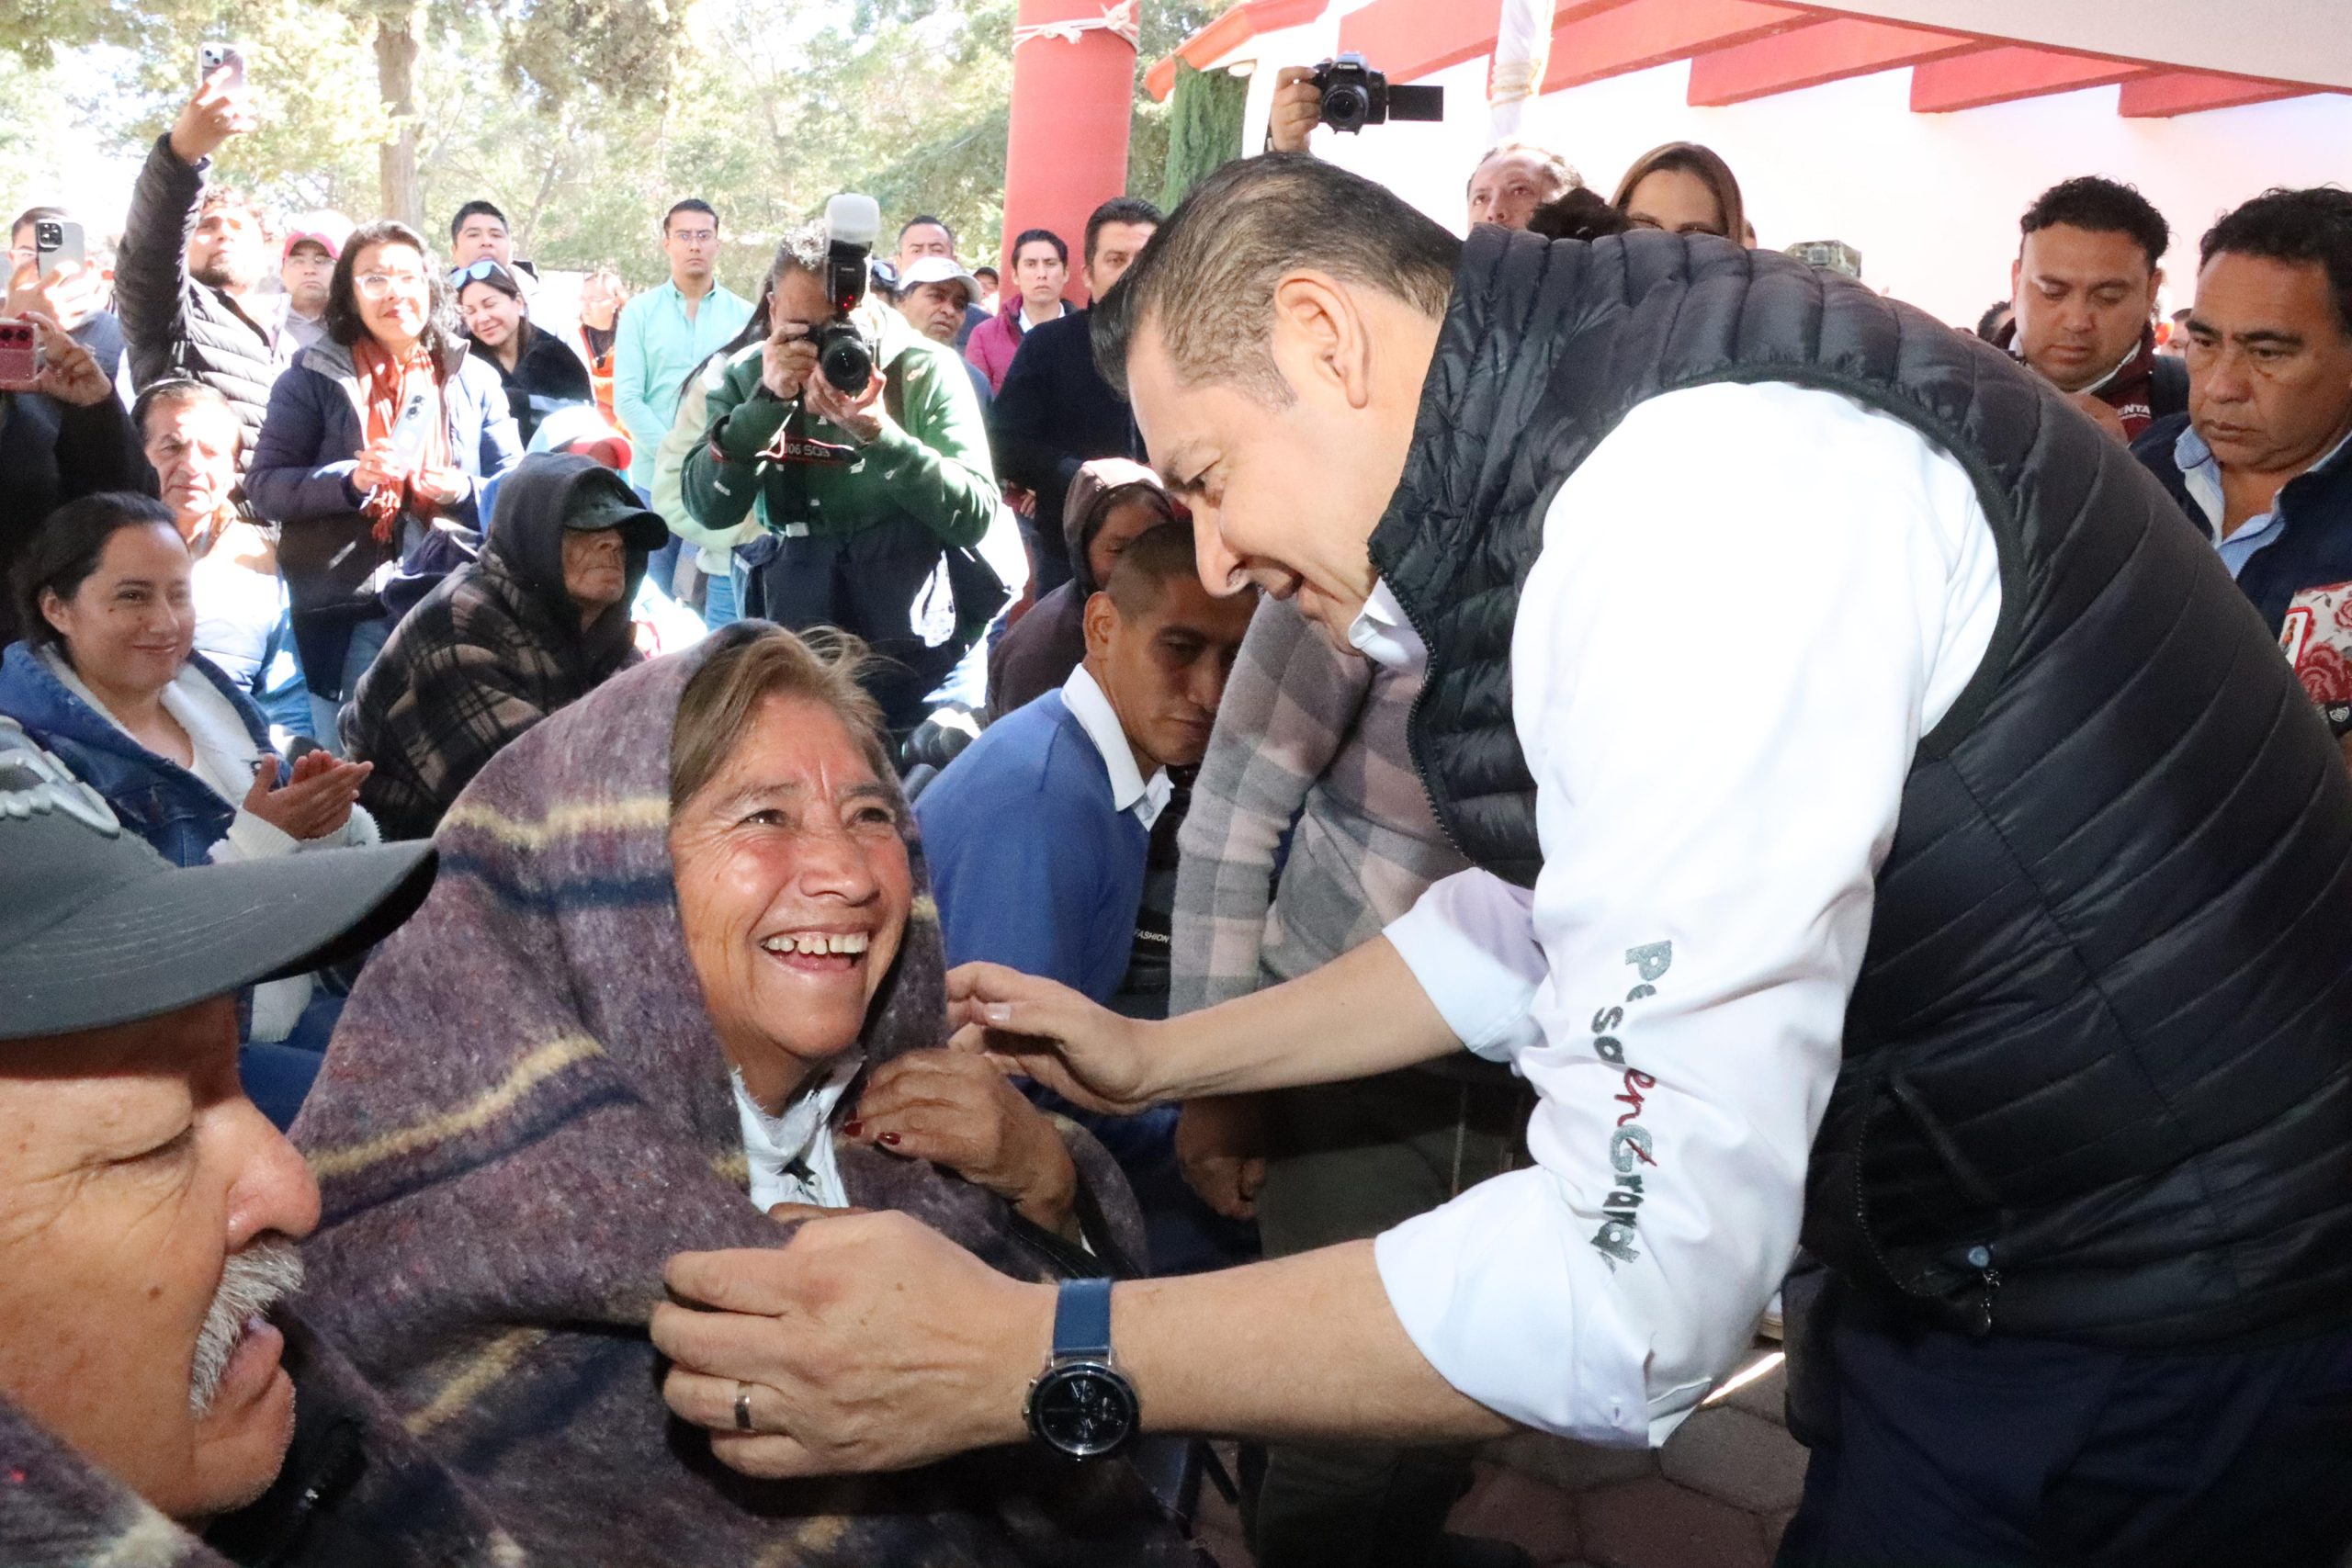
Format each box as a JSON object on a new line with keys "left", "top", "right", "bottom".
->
{"left": 1999, "top": 319, "right": 2188, "bottom": 439}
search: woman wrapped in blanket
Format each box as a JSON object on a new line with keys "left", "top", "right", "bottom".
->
{"left": 288, "top": 622, "right": 1185, "bottom": 1565}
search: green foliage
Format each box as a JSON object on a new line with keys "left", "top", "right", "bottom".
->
{"left": 1158, "top": 59, "right": 1244, "bottom": 212}
{"left": 2, "top": 0, "right": 1239, "bottom": 281}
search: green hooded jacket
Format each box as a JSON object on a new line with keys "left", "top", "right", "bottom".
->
{"left": 680, "top": 303, "right": 996, "bottom": 548}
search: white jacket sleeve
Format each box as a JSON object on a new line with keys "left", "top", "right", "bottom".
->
{"left": 1372, "top": 381, "right": 2002, "bottom": 1445}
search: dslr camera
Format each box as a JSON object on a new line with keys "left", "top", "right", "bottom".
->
{"left": 816, "top": 193, "right": 881, "bottom": 396}
{"left": 1309, "top": 53, "right": 1443, "bottom": 134}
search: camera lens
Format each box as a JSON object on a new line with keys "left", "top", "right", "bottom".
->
{"left": 819, "top": 326, "right": 872, "bottom": 396}
{"left": 1323, "top": 83, "right": 1372, "bottom": 133}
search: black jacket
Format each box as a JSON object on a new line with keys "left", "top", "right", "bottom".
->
{"left": 114, "top": 135, "right": 290, "bottom": 433}
{"left": 0, "top": 389, "right": 147, "bottom": 643}
{"left": 989, "top": 307, "right": 1143, "bottom": 591}
{"left": 475, "top": 327, "right": 594, "bottom": 446}
{"left": 204, "top": 1315, "right": 518, "bottom": 1567}
{"left": 2132, "top": 410, "right": 2352, "bottom": 637}
{"left": 1371, "top": 225, "right": 2352, "bottom": 1349}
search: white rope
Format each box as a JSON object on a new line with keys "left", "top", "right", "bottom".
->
{"left": 1013, "top": 0, "right": 1140, "bottom": 51}
{"left": 1488, "top": 0, "right": 1553, "bottom": 135}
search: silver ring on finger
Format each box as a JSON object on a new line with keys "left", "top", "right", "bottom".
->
{"left": 734, "top": 1381, "right": 756, "bottom": 1433}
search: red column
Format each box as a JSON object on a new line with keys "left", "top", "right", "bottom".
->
{"left": 1001, "top": 0, "right": 1138, "bottom": 304}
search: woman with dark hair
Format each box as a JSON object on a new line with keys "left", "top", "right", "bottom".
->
{"left": 1611, "top": 141, "right": 1749, "bottom": 244}
{"left": 0, "top": 491, "right": 377, "bottom": 1120}
{"left": 1527, "top": 186, "right": 1634, "bottom": 243}
{"left": 453, "top": 257, "right": 592, "bottom": 445}
{"left": 245, "top": 220, "right": 521, "bottom": 740}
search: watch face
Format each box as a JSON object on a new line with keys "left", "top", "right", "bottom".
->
{"left": 1030, "top": 1360, "right": 1137, "bottom": 1458}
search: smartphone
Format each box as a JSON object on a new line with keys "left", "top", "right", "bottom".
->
{"left": 33, "top": 218, "right": 83, "bottom": 276}
{"left": 390, "top": 387, "right": 430, "bottom": 461}
{"left": 197, "top": 41, "right": 248, "bottom": 91}
{"left": 0, "top": 319, "right": 44, "bottom": 391}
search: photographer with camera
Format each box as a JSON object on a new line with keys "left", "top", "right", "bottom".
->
{"left": 1267, "top": 60, "right": 1574, "bottom": 233}
{"left": 680, "top": 203, "right": 1002, "bottom": 739}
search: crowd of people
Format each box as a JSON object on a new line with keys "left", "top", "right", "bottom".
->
{"left": 5, "top": 47, "right": 2352, "bottom": 1568}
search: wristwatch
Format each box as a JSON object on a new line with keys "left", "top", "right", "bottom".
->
{"left": 1024, "top": 1278, "right": 1138, "bottom": 1459}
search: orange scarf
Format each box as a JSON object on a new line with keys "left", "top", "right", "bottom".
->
{"left": 352, "top": 336, "right": 453, "bottom": 545}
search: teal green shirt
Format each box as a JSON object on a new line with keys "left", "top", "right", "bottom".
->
{"left": 612, "top": 277, "right": 753, "bottom": 491}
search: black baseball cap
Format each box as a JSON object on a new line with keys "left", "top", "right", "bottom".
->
{"left": 558, "top": 459, "right": 669, "bottom": 551}
{"left": 0, "top": 720, "right": 437, "bottom": 1042}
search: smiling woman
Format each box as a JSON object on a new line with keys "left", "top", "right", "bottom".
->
{"left": 286, "top": 625, "right": 1183, "bottom": 1565}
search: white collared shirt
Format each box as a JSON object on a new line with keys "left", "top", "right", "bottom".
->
{"left": 734, "top": 1055, "right": 862, "bottom": 1213}
{"left": 1061, "top": 663, "right": 1173, "bottom": 830}
{"left": 1362, "top": 380, "right": 2003, "bottom": 1446}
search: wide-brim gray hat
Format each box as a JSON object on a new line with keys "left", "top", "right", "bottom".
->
{"left": 0, "top": 721, "right": 437, "bottom": 1042}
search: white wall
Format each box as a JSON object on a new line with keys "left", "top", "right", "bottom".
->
{"left": 1205, "top": 21, "right": 2352, "bottom": 328}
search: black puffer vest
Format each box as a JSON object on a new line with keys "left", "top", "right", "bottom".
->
{"left": 1369, "top": 227, "right": 2352, "bottom": 1348}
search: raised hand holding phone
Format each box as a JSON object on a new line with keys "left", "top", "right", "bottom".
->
{"left": 0, "top": 313, "right": 111, "bottom": 406}
{"left": 170, "top": 51, "right": 256, "bottom": 165}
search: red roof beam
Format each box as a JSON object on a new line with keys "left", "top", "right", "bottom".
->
{"left": 1337, "top": 0, "right": 1635, "bottom": 88}
{"left": 1338, "top": 0, "right": 1502, "bottom": 85}
{"left": 1687, "top": 16, "right": 1984, "bottom": 107}
{"left": 1544, "top": 0, "right": 1818, "bottom": 96}
{"left": 1909, "top": 46, "right": 2149, "bottom": 114}
{"left": 2119, "top": 71, "right": 2316, "bottom": 118}
{"left": 1145, "top": 0, "right": 1329, "bottom": 102}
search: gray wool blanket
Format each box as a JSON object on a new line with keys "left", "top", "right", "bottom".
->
{"left": 287, "top": 632, "right": 1186, "bottom": 1566}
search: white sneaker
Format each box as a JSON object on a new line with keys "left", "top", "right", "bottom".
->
{"left": 1758, "top": 1290, "right": 1785, "bottom": 1342}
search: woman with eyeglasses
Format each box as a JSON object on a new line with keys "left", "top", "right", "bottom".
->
{"left": 246, "top": 220, "right": 521, "bottom": 742}
{"left": 453, "top": 257, "right": 592, "bottom": 446}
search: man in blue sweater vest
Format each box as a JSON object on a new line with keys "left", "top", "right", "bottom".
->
{"left": 917, "top": 523, "right": 1256, "bottom": 1267}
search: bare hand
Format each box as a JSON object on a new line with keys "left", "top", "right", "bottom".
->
{"left": 350, "top": 438, "right": 408, "bottom": 497}
{"left": 14, "top": 313, "right": 112, "bottom": 407}
{"left": 759, "top": 324, "right": 819, "bottom": 402}
{"left": 169, "top": 68, "right": 254, "bottom": 165}
{"left": 1266, "top": 64, "right": 1322, "bottom": 154}
{"left": 653, "top": 1211, "right": 1049, "bottom": 1476}
{"left": 2066, "top": 389, "right": 2130, "bottom": 445}
{"left": 412, "top": 466, "right": 469, "bottom": 509}
{"left": 944, "top": 962, "right": 1160, "bottom": 1114}
{"left": 6, "top": 260, "right": 104, "bottom": 334}
{"left": 1176, "top": 1095, "right": 1268, "bottom": 1221}
{"left": 241, "top": 750, "right": 369, "bottom": 840}
{"left": 803, "top": 365, "right": 888, "bottom": 445}
{"left": 849, "top": 1048, "right": 1078, "bottom": 1234}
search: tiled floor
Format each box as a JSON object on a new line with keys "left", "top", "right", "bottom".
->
{"left": 1193, "top": 1344, "right": 1806, "bottom": 1568}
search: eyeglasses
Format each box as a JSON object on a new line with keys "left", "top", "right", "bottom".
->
{"left": 355, "top": 270, "right": 429, "bottom": 299}
{"left": 448, "top": 258, "right": 507, "bottom": 286}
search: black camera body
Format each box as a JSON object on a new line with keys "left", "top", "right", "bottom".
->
{"left": 1309, "top": 52, "right": 1444, "bottom": 134}
{"left": 817, "top": 193, "right": 883, "bottom": 396}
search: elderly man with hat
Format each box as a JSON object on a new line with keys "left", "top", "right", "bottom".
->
{"left": 0, "top": 718, "right": 521, "bottom": 1564}
{"left": 894, "top": 253, "right": 995, "bottom": 413}
{"left": 340, "top": 451, "right": 670, "bottom": 840}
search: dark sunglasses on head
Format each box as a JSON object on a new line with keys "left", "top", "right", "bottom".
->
{"left": 448, "top": 258, "right": 512, "bottom": 288}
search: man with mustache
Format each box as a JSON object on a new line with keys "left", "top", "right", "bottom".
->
{"left": 0, "top": 719, "right": 514, "bottom": 1564}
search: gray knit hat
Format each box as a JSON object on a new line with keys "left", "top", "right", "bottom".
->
{"left": 0, "top": 718, "right": 435, "bottom": 1042}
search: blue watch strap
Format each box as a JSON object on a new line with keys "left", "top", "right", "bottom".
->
{"left": 1052, "top": 1277, "right": 1114, "bottom": 1360}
